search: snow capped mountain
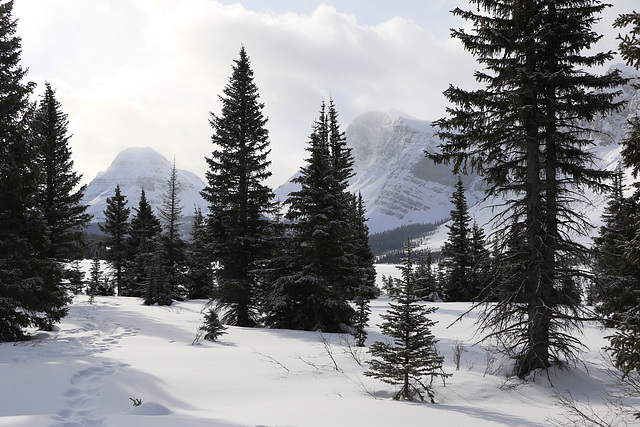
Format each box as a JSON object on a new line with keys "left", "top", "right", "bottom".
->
{"left": 275, "top": 110, "right": 485, "bottom": 234}
{"left": 83, "top": 147, "right": 207, "bottom": 223}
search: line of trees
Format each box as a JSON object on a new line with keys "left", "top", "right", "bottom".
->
{"left": 94, "top": 47, "right": 379, "bottom": 337}
{"left": 97, "top": 161, "right": 198, "bottom": 305}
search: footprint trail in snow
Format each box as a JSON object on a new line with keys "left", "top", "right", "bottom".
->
{"left": 50, "top": 361, "right": 130, "bottom": 427}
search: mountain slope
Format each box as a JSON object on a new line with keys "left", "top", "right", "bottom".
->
{"left": 82, "top": 147, "right": 207, "bottom": 224}
{"left": 276, "top": 110, "right": 485, "bottom": 234}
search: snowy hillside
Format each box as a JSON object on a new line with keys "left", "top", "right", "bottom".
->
{"left": 275, "top": 110, "right": 485, "bottom": 234}
{"left": 82, "top": 147, "right": 207, "bottom": 224}
{"left": 422, "top": 65, "right": 640, "bottom": 251}
{"left": 0, "top": 263, "right": 631, "bottom": 426}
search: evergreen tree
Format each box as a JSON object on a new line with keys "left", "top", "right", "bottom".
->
{"left": 100, "top": 184, "right": 130, "bottom": 296}
{"left": 67, "top": 260, "right": 85, "bottom": 295}
{"left": 34, "top": 82, "right": 91, "bottom": 262}
{"left": 0, "top": 1, "right": 70, "bottom": 340}
{"left": 144, "top": 239, "right": 173, "bottom": 306}
{"left": 87, "top": 253, "right": 102, "bottom": 303}
{"left": 604, "top": 18, "right": 640, "bottom": 386}
{"left": 351, "top": 192, "right": 378, "bottom": 299}
{"left": 325, "top": 101, "right": 360, "bottom": 300}
{"left": 468, "top": 221, "right": 491, "bottom": 301}
{"left": 353, "top": 287, "right": 371, "bottom": 348}
{"left": 160, "top": 160, "right": 186, "bottom": 299}
{"left": 440, "top": 176, "right": 472, "bottom": 301}
{"left": 365, "top": 239, "right": 448, "bottom": 402}
{"left": 199, "top": 307, "right": 227, "bottom": 342}
{"left": 430, "top": 0, "right": 626, "bottom": 378}
{"left": 202, "top": 46, "right": 276, "bottom": 326}
{"left": 125, "top": 189, "right": 161, "bottom": 297}
{"left": 414, "top": 250, "right": 439, "bottom": 301}
{"left": 351, "top": 193, "right": 377, "bottom": 345}
{"left": 592, "top": 165, "right": 640, "bottom": 322}
{"left": 32, "top": 82, "right": 90, "bottom": 329}
{"left": 185, "top": 207, "right": 214, "bottom": 299}
{"left": 263, "top": 100, "right": 356, "bottom": 332}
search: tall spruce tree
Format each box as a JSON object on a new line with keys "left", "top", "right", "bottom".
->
{"left": 202, "top": 46, "right": 276, "bottom": 326}
{"left": 34, "top": 82, "right": 91, "bottom": 263}
{"left": 430, "top": 0, "right": 626, "bottom": 378}
{"left": 153, "top": 160, "right": 186, "bottom": 303}
{"left": 0, "top": 1, "right": 70, "bottom": 340}
{"left": 350, "top": 192, "right": 377, "bottom": 346}
{"left": 100, "top": 184, "right": 130, "bottom": 296}
{"left": 440, "top": 176, "right": 472, "bottom": 301}
{"left": 263, "top": 100, "right": 357, "bottom": 332}
{"left": 125, "top": 189, "right": 161, "bottom": 297}
{"left": 365, "top": 239, "right": 448, "bottom": 402}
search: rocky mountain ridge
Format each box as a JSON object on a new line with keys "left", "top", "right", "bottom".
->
{"left": 275, "top": 110, "right": 485, "bottom": 234}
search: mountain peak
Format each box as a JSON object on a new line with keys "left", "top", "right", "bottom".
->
{"left": 82, "top": 147, "right": 207, "bottom": 223}
{"left": 275, "top": 110, "right": 484, "bottom": 234}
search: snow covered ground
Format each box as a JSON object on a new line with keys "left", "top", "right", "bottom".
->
{"left": 0, "top": 264, "right": 630, "bottom": 426}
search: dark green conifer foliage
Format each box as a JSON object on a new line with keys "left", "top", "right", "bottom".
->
{"left": 468, "top": 222, "right": 491, "bottom": 301}
{"left": 67, "top": 260, "right": 85, "bottom": 295}
{"left": 185, "top": 207, "right": 214, "bottom": 299}
{"left": 352, "top": 192, "right": 378, "bottom": 299}
{"left": 144, "top": 239, "right": 173, "bottom": 306}
{"left": 440, "top": 176, "right": 472, "bottom": 301}
{"left": 100, "top": 185, "right": 130, "bottom": 296}
{"left": 592, "top": 165, "right": 640, "bottom": 322}
{"left": 33, "top": 82, "right": 90, "bottom": 328}
{"left": 365, "top": 239, "right": 448, "bottom": 402}
{"left": 34, "top": 82, "right": 91, "bottom": 262}
{"left": 0, "top": 1, "right": 69, "bottom": 340}
{"left": 615, "top": 12, "right": 640, "bottom": 70}
{"left": 155, "top": 161, "right": 186, "bottom": 303}
{"left": 199, "top": 307, "right": 227, "bottom": 342}
{"left": 431, "top": 0, "right": 627, "bottom": 378}
{"left": 202, "top": 46, "right": 275, "bottom": 326}
{"left": 326, "top": 101, "right": 360, "bottom": 300}
{"left": 603, "top": 18, "right": 640, "bottom": 388}
{"left": 350, "top": 193, "right": 377, "bottom": 346}
{"left": 263, "top": 100, "right": 356, "bottom": 332}
{"left": 88, "top": 253, "right": 102, "bottom": 303}
{"left": 414, "top": 250, "right": 439, "bottom": 301}
{"left": 613, "top": 11, "right": 640, "bottom": 179}
{"left": 125, "top": 189, "right": 161, "bottom": 297}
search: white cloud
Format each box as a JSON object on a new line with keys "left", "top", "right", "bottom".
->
{"left": 12, "top": 0, "right": 638, "bottom": 189}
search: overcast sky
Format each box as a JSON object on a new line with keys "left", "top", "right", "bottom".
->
{"left": 13, "top": 0, "right": 637, "bottom": 188}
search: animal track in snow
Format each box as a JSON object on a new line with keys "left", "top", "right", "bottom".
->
{"left": 50, "top": 361, "right": 128, "bottom": 427}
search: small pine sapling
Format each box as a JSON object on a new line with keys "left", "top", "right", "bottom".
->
{"left": 365, "top": 239, "right": 449, "bottom": 402}
{"left": 199, "top": 307, "right": 227, "bottom": 342}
